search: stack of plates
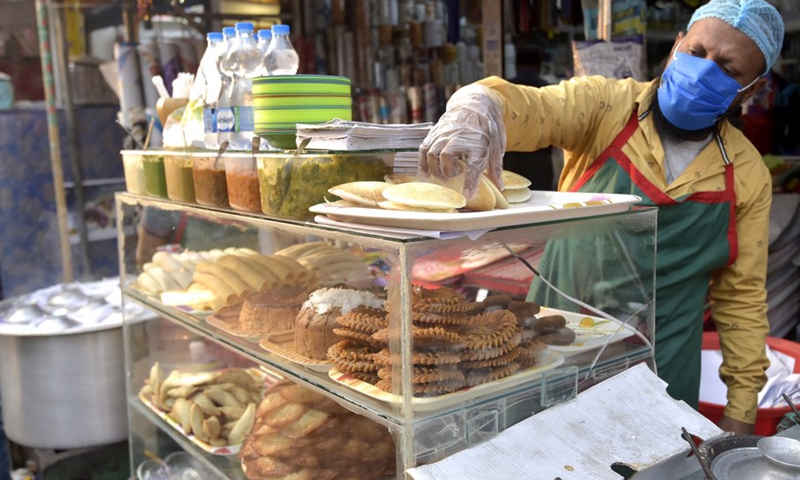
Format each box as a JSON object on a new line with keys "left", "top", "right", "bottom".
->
{"left": 253, "top": 75, "right": 352, "bottom": 149}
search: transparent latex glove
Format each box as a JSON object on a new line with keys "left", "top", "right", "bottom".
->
{"left": 419, "top": 84, "right": 507, "bottom": 199}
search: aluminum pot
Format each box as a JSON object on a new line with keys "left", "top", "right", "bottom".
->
{"left": 0, "top": 325, "right": 128, "bottom": 449}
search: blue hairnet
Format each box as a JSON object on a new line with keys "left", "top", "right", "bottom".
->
{"left": 687, "top": 0, "right": 785, "bottom": 74}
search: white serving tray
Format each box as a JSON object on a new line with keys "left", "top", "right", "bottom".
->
{"left": 309, "top": 191, "right": 641, "bottom": 232}
{"left": 536, "top": 308, "right": 638, "bottom": 357}
{"left": 329, "top": 350, "right": 564, "bottom": 412}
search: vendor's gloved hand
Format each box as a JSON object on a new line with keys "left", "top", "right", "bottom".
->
{"left": 419, "top": 84, "right": 506, "bottom": 199}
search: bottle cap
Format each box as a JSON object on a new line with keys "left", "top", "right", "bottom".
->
{"left": 257, "top": 29, "right": 272, "bottom": 40}
{"left": 207, "top": 32, "right": 223, "bottom": 41}
{"left": 222, "top": 27, "right": 235, "bottom": 38}
{"left": 272, "top": 24, "right": 290, "bottom": 35}
{"left": 235, "top": 22, "right": 255, "bottom": 32}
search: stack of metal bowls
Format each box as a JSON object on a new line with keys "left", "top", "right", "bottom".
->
{"left": 0, "top": 280, "right": 152, "bottom": 449}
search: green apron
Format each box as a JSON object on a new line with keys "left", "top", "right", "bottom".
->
{"left": 529, "top": 110, "right": 737, "bottom": 408}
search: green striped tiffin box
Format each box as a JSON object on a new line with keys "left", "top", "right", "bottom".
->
{"left": 253, "top": 75, "right": 352, "bottom": 149}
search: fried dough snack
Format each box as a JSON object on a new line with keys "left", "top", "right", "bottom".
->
{"left": 139, "top": 363, "right": 262, "bottom": 447}
{"left": 241, "top": 380, "right": 396, "bottom": 480}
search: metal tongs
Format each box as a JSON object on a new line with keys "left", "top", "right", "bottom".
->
{"left": 681, "top": 427, "right": 716, "bottom": 480}
{"left": 782, "top": 393, "right": 800, "bottom": 425}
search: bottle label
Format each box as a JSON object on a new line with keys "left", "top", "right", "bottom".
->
{"left": 216, "top": 107, "right": 235, "bottom": 132}
{"left": 203, "top": 108, "right": 217, "bottom": 133}
{"left": 235, "top": 106, "right": 255, "bottom": 132}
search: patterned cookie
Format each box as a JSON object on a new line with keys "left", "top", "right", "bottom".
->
{"left": 460, "top": 333, "right": 522, "bottom": 361}
{"left": 460, "top": 347, "right": 522, "bottom": 369}
{"left": 333, "top": 327, "right": 384, "bottom": 349}
{"left": 412, "top": 311, "right": 472, "bottom": 326}
{"left": 373, "top": 348, "right": 462, "bottom": 366}
{"left": 465, "top": 363, "right": 520, "bottom": 387}
{"left": 336, "top": 310, "right": 387, "bottom": 334}
{"left": 377, "top": 365, "right": 466, "bottom": 384}
{"left": 459, "top": 310, "right": 518, "bottom": 349}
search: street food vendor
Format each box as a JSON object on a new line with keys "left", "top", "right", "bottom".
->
{"left": 419, "top": 0, "right": 784, "bottom": 434}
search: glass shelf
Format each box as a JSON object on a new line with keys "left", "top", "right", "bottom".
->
{"left": 129, "top": 397, "right": 246, "bottom": 480}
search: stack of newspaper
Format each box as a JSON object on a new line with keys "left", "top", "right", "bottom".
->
{"left": 295, "top": 119, "right": 432, "bottom": 151}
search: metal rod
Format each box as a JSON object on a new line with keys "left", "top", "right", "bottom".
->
{"left": 782, "top": 393, "right": 800, "bottom": 424}
{"left": 35, "top": 0, "right": 73, "bottom": 282}
{"left": 598, "top": 0, "right": 612, "bottom": 41}
{"left": 53, "top": 3, "right": 91, "bottom": 278}
{"left": 681, "top": 427, "right": 715, "bottom": 480}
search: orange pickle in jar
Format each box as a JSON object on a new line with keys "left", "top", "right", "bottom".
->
{"left": 224, "top": 154, "right": 261, "bottom": 213}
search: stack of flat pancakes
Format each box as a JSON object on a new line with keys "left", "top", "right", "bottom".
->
{"left": 327, "top": 169, "right": 533, "bottom": 213}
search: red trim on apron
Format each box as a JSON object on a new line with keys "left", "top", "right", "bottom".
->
{"left": 569, "top": 109, "right": 739, "bottom": 267}
{"left": 570, "top": 111, "right": 640, "bottom": 192}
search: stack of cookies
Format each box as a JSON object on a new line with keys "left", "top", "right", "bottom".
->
{"left": 484, "top": 296, "right": 547, "bottom": 369}
{"left": 328, "top": 286, "right": 551, "bottom": 398}
{"left": 326, "top": 307, "right": 388, "bottom": 385}
{"left": 374, "top": 286, "right": 473, "bottom": 396}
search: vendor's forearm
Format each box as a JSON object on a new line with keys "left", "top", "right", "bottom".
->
{"left": 710, "top": 171, "right": 772, "bottom": 424}
{"left": 476, "top": 75, "right": 614, "bottom": 154}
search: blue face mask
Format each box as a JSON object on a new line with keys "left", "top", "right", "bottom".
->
{"left": 657, "top": 51, "right": 757, "bottom": 131}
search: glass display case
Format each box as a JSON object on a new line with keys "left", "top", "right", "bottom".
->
{"left": 117, "top": 192, "right": 657, "bottom": 479}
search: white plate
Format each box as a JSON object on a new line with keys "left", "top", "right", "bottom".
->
{"left": 140, "top": 394, "right": 243, "bottom": 456}
{"left": 537, "top": 308, "right": 638, "bottom": 356}
{"left": 309, "top": 191, "right": 641, "bottom": 232}
{"left": 329, "top": 350, "right": 564, "bottom": 412}
{"left": 138, "top": 367, "right": 271, "bottom": 456}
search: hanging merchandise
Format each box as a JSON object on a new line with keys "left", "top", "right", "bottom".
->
{"left": 581, "top": 0, "right": 647, "bottom": 40}
{"left": 518, "top": 0, "right": 531, "bottom": 35}
{"left": 265, "top": 24, "right": 300, "bottom": 76}
{"left": 572, "top": 39, "right": 644, "bottom": 80}
{"left": 503, "top": 35, "right": 517, "bottom": 80}
{"left": 157, "top": 42, "right": 181, "bottom": 97}
{"left": 222, "top": 22, "right": 262, "bottom": 150}
{"left": 136, "top": 42, "right": 161, "bottom": 111}
{"left": 114, "top": 43, "right": 145, "bottom": 125}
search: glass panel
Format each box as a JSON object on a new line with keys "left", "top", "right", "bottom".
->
{"left": 118, "top": 194, "right": 656, "bottom": 476}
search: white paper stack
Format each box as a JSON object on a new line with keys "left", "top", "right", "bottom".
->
{"left": 393, "top": 151, "right": 419, "bottom": 174}
{"left": 296, "top": 119, "right": 432, "bottom": 151}
{"left": 702, "top": 345, "right": 800, "bottom": 408}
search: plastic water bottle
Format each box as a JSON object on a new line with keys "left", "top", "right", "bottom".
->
{"left": 222, "top": 22, "right": 262, "bottom": 150}
{"left": 216, "top": 27, "right": 236, "bottom": 147}
{"left": 257, "top": 29, "right": 272, "bottom": 75}
{"left": 265, "top": 24, "right": 299, "bottom": 75}
{"left": 199, "top": 32, "right": 225, "bottom": 149}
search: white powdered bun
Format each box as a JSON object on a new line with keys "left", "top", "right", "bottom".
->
{"left": 302, "top": 287, "right": 384, "bottom": 315}
{"left": 504, "top": 187, "right": 532, "bottom": 204}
